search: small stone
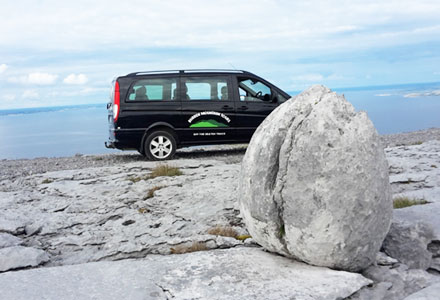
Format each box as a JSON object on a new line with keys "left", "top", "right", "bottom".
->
{"left": 0, "top": 246, "right": 49, "bottom": 272}
{"left": 0, "top": 233, "right": 23, "bottom": 248}
{"left": 382, "top": 220, "right": 434, "bottom": 270}
{"left": 428, "top": 241, "right": 440, "bottom": 257}
{"left": 0, "top": 217, "right": 26, "bottom": 235}
{"left": 25, "top": 224, "right": 43, "bottom": 236}
{"left": 214, "top": 236, "right": 242, "bottom": 248}
{"left": 430, "top": 257, "right": 440, "bottom": 272}
{"left": 122, "top": 220, "right": 135, "bottom": 226}
{"left": 376, "top": 252, "right": 399, "bottom": 266}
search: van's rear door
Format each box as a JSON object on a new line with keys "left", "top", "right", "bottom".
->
{"left": 117, "top": 75, "right": 183, "bottom": 148}
{"left": 105, "top": 79, "right": 118, "bottom": 148}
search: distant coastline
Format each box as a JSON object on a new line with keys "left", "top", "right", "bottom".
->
{"left": 1, "top": 81, "right": 440, "bottom": 114}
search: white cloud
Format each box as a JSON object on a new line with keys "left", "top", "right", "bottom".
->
{"left": 2, "top": 94, "right": 16, "bottom": 101}
{"left": 0, "top": 1, "right": 439, "bottom": 53}
{"left": 1, "top": 1, "right": 440, "bottom": 108}
{"left": 0, "top": 64, "right": 7, "bottom": 74}
{"left": 22, "top": 90, "right": 39, "bottom": 99}
{"left": 8, "top": 72, "right": 58, "bottom": 85}
{"left": 27, "top": 72, "right": 58, "bottom": 84}
{"left": 292, "top": 74, "right": 324, "bottom": 82}
{"left": 291, "top": 73, "right": 345, "bottom": 82}
{"left": 63, "top": 73, "right": 88, "bottom": 85}
{"left": 375, "top": 93, "right": 392, "bottom": 97}
{"left": 47, "top": 87, "right": 107, "bottom": 98}
{"left": 79, "top": 87, "right": 106, "bottom": 94}
{"left": 326, "top": 74, "right": 346, "bottom": 81}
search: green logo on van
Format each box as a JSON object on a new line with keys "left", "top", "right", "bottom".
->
{"left": 188, "top": 111, "right": 231, "bottom": 128}
{"left": 190, "top": 119, "right": 228, "bottom": 128}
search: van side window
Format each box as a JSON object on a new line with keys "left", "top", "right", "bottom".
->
{"left": 127, "top": 78, "right": 177, "bottom": 101}
{"left": 238, "top": 78, "right": 273, "bottom": 102}
{"left": 182, "top": 77, "right": 230, "bottom": 101}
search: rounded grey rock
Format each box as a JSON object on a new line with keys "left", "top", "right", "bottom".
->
{"left": 239, "top": 85, "right": 392, "bottom": 271}
{"left": 382, "top": 220, "right": 434, "bottom": 270}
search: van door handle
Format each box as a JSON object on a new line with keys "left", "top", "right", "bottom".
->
{"left": 238, "top": 106, "right": 248, "bottom": 110}
{"left": 222, "top": 105, "right": 234, "bottom": 110}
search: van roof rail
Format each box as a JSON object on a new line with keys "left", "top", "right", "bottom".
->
{"left": 126, "top": 69, "right": 250, "bottom": 77}
{"left": 126, "top": 70, "right": 180, "bottom": 76}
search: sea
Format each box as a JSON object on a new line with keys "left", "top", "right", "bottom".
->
{"left": 1, "top": 82, "right": 439, "bottom": 160}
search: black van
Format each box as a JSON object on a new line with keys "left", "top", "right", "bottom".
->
{"left": 105, "top": 70, "right": 290, "bottom": 160}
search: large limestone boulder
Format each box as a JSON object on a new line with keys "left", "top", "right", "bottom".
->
{"left": 239, "top": 85, "right": 392, "bottom": 271}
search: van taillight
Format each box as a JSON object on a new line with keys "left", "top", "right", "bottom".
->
{"left": 113, "top": 81, "right": 120, "bottom": 122}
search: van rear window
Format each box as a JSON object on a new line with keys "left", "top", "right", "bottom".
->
{"left": 127, "top": 78, "right": 177, "bottom": 101}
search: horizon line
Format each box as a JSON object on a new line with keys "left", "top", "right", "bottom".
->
{"left": 1, "top": 80, "right": 440, "bottom": 111}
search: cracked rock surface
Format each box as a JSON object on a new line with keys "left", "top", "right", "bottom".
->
{"left": 404, "top": 283, "right": 440, "bottom": 300}
{"left": 0, "top": 159, "right": 247, "bottom": 267}
{"left": 239, "top": 85, "right": 392, "bottom": 271}
{"left": 386, "top": 140, "right": 440, "bottom": 274}
{"left": 0, "top": 247, "right": 371, "bottom": 300}
{"left": 349, "top": 260, "right": 439, "bottom": 300}
{"left": 387, "top": 140, "right": 440, "bottom": 203}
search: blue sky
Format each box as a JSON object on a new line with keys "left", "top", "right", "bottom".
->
{"left": 1, "top": 0, "right": 440, "bottom": 109}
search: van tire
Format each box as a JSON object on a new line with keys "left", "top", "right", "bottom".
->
{"left": 144, "top": 130, "right": 177, "bottom": 161}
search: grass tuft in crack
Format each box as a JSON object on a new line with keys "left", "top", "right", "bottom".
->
{"left": 149, "top": 164, "right": 183, "bottom": 179}
{"left": 208, "top": 226, "right": 238, "bottom": 238}
{"left": 127, "top": 164, "right": 182, "bottom": 183}
{"left": 170, "top": 242, "right": 208, "bottom": 254}
{"left": 207, "top": 226, "right": 252, "bottom": 241}
{"left": 144, "top": 186, "right": 165, "bottom": 200}
{"left": 393, "top": 196, "right": 429, "bottom": 209}
{"left": 236, "top": 235, "right": 252, "bottom": 241}
{"left": 279, "top": 224, "right": 286, "bottom": 238}
{"left": 127, "top": 175, "right": 150, "bottom": 183}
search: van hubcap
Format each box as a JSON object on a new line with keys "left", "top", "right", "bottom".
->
{"left": 150, "top": 136, "right": 172, "bottom": 159}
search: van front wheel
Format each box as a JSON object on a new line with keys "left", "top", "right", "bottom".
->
{"left": 144, "top": 130, "right": 176, "bottom": 161}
